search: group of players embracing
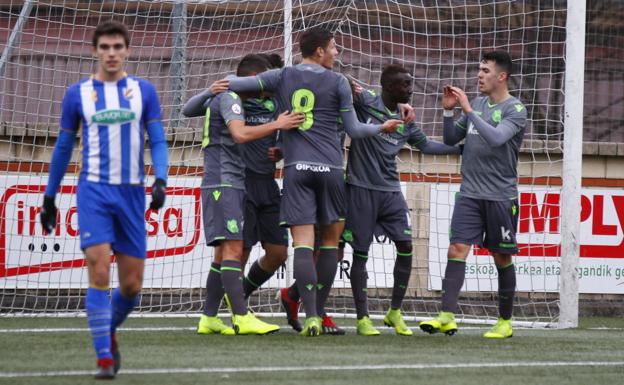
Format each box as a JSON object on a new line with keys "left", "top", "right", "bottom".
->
{"left": 183, "top": 27, "right": 527, "bottom": 342}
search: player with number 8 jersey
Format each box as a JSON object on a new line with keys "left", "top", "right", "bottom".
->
{"left": 225, "top": 28, "right": 403, "bottom": 336}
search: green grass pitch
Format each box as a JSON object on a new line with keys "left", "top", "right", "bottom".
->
{"left": 0, "top": 317, "right": 623, "bottom": 385}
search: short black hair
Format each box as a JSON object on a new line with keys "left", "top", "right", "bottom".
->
{"left": 92, "top": 21, "right": 130, "bottom": 48}
{"left": 380, "top": 64, "right": 411, "bottom": 88}
{"left": 299, "top": 28, "right": 334, "bottom": 58}
{"left": 237, "top": 54, "right": 271, "bottom": 77}
{"left": 482, "top": 50, "right": 513, "bottom": 76}
{"left": 260, "top": 53, "right": 284, "bottom": 69}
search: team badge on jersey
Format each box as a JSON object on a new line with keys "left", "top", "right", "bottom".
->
{"left": 492, "top": 109, "right": 502, "bottom": 124}
{"left": 232, "top": 104, "right": 242, "bottom": 115}
{"left": 122, "top": 87, "right": 134, "bottom": 100}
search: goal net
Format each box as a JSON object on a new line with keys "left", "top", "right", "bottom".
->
{"left": 0, "top": 0, "right": 574, "bottom": 327}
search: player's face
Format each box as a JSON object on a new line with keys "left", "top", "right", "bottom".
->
{"left": 478, "top": 60, "right": 506, "bottom": 94}
{"left": 319, "top": 39, "right": 339, "bottom": 69}
{"left": 387, "top": 73, "right": 412, "bottom": 104}
{"left": 94, "top": 34, "right": 129, "bottom": 77}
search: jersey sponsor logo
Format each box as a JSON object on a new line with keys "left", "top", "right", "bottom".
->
{"left": 91, "top": 108, "right": 136, "bottom": 125}
{"left": 377, "top": 132, "right": 399, "bottom": 145}
{"left": 246, "top": 115, "right": 271, "bottom": 124}
{"left": 231, "top": 104, "right": 242, "bottom": 115}
{"left": 295, "top": 163, "right": 331, "bottom": 173}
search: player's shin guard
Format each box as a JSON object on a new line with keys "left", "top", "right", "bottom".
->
{"left": 441, "top": 259, "right": 466, "bottom": 313}
{"left": 86, "top": 288, "right": 113, "bottom": 360}
{"left": 350, "top": 251, "right": 369, "bottom": 319}
{"left": 220, "top": 260, "right": 247, "bottom": 315}
{"left": 391, "top": 250, "right": 412, "bottom": 310}
{"left": 110, "top": 288, "right": 140, "bottom": 332}
{"left": 497, "top": 263, "right": 516, "bottom": 320}
{"left": 293, "top": 246, "right": 318, "bottom": 318}
{"left": 315, "top": 247, "right": 338, "bottom": 316}
{"left": 243, "top": 260, "right": 274, "bottom": 299}
{"left": 203, "top": 263, "right": 224, "bottom": 316}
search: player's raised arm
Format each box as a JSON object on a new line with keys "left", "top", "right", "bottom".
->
{"left": 337, "top": 75, "right": 402, "bottom": 138}
{"left": 450, "top": 85, "right": 526, "bottom": 147}
{"left": 442, "top": 85, "right": 468, "bottom": 146}
{"left": 227, "top": 68, "right": 283, "bottom": 94}
{"left": 182, "top": 79, "right": 229, "bottom": 117}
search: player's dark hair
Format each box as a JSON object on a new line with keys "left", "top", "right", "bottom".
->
{"left": 299, "top": 28, "right": 334, "bottom": 58}
{"left": 260, "top": 53, "right": 284, "bottom": 69}
{"left": 92, "top": 21, "right": 130, "bottom": 48}
{"left": 380, "top": 64, "right": 411, "bottom": 88}
{"left": 482, "top": 50, "right": 513, "bottom": 76}
{"left": 237, "top": 54, "right": 271, "bottom": 77}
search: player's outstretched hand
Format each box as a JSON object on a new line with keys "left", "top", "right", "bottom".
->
{"left": 267, "top": 147, "right": 283, "bottom": 162}
{"left": 150, "top": 178, "right": 167, "bottom": 211}
{"left": 209, "top": 79, "right": 230, "bottom": 95}
{"left": 350, "top": 79, "right": 363, "bottom": 95}
{"left": 40, "top": 195, "right": 57, "bottom": 235}
{"left": 448, "top": 86, "right": 471, "bottom": 113}
{"left": 276, "top": 111, "right": 306, "bottom": 130}
{"left": 398, "top": 103, "right": 415, "bottom": 124}
{"left": 442, "top": 85, "right": 458, "bottom": 111}
{"left": 381, "top": 119, "right": 403, "bottom": 133}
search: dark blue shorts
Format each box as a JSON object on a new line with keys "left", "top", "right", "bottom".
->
{"left": 450, "top": 194, "right": 519, "bottom": 254}
{"left": 201, "top": 187, "right": 245, "bottom": 246}
{"left": 280, "top": 164, "right": 345, "bottom": 226}
{"left": 342, "top": 185, "right": 411, "bottom": 252}
{"left": 243, "top": 173, "right": 288, "bottom": 248}
{"left": 77, "top": 181, "right": 146, "bottom": 258}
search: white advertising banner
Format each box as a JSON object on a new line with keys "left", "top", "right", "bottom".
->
{"left": 0, "top": 175, "right": 400, "bottom": 289}
{"left": 429, "top": 184, "right": 624, "bottom": 294}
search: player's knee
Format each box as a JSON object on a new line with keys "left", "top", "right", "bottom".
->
{"left": 493, "top": 252, "right": 513, "bottom": 267}
{"left": 120, "top": 281, "right": 142, "bottom": 298}
{"left": 395, "top": 241, "right": 412, "bottom": 255}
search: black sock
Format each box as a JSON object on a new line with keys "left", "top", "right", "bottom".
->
{"left": 441, "top": 260, "right": 466, "bottom": 313}
{"left": 391, "top": 251, "right": 412, "bottom": 309}
{"left": 203, "top": 263, "right": 224, "bottom": 316}
{"left": 315, "top": 248, "right": 338, "bottom": 316}
{"left": 293, "top": 247, "right": 317, "bottom": 318}
{"left": 350, "top": 251, "right": 369, "bottom": 319}
{"left": 243, "top": 260, "right": 274, "bottom": 299}
{"left": 220, "top": 260, "right": 247, "bottom": 315}
{"left": 288, "top": 282, "right": 300, "bottom": 301}
{"left": 497, "top": 263, "right": 516, "bottom": 320}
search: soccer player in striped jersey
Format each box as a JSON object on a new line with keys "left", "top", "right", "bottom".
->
{"left": 184, "top": 54, "right": 304, "bottom": 335}
{"left": 344, "top": 65, "right": 461, "bottom": 336}
{"left": 419, "top": 50, "right": 527, "bottom": 339}
{"left": 39, "top": 21, "right": 169, "bottom": 379}
{"left": 222, "top": 28, "right": 403, "bottom": 336}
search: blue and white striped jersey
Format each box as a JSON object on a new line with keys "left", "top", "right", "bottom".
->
{"left": 60, "top": 75, "right": 162, "bottom": 185}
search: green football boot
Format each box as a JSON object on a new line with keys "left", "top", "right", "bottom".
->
{"left": 419, "top": 311, "right": 458, "bottom": 335}
{"left": 232, "top": 311, "right": 280, "bottom": 335}
{"left": 383, "top": 309, "right": 413, "bottom": 336}
{"left": 356, "top": 316, "right": 381, "bottom": 336}
{"left": 483, "top": 318, "right": 513, "bottom": 339}
{"left": 300, "top": 317, "right": 322, "bottom": 337}
{"left": 197, "top": 315, "right": 231, "bottom": 335}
